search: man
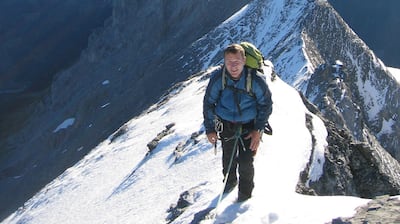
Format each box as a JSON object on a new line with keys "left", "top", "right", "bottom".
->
{"left": 203, "top": 44, "right": 272, "bottom": 202}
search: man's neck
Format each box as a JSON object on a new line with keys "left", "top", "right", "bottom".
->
{"left": 228, "top": 70, "right": 243, "bottom": 81}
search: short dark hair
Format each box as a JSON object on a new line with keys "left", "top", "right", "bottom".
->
{"left": 224, "top": 44, "right": 245, "bottom": 58}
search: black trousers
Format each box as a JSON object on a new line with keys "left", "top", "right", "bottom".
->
{"left": 220, "top": 121, "right": 254, "bottom": 197}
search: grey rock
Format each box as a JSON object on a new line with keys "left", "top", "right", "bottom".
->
{"left": 298, "top": 96, "right": 400, "bottom": 198}
{"left": 330, "top": 195, "right": 400, "bottom": 224}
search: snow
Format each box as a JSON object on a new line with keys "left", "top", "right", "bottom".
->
{"left": 387, "top": 67, "right": 400, "bottom": 84}
{"left": 3, "top": 66, "right": 369, "bottom": 224}
{"left": 306, "top": 113, "right": 327, "bottom": 185}
{"left": 222, "top": 4, "right": 249, "bottom": 25}
{"left": 101, "top": 102, "right": 110, "bottom": 108}
{"left": 378, "top": 118, "right": 396, "bottom": 137}
{"left": 53, "top": 118, "right": 76, "bottom": 133}
{"left": 356, "top": 75, "right": 384, "bottom": 120}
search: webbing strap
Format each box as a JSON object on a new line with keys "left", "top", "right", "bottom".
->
{"left": 246, "top": 67, "right": 252, "bottom": 94}
{"left": 215, "top": 126, "right": 242, "bottom": 215}
{"left": 224, "top": 126, "right": 247, "bottom": 151}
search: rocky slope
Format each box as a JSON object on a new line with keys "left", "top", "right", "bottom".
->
{"left": 297, "top": 94, "right": 400, "bottom": 198}
{"left": 331, "top": 195, "right": 400, "bottom": 224}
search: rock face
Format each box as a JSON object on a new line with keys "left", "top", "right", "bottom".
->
{"left": 297, "top": 95, "right": 400, "bottom": 198}
{"left": 0, "top": 0, "right": 250, "bottom": 220}
{"left": 330, "top": 195, "right": 400, "bottom": 224}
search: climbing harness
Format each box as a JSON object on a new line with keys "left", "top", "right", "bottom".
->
{"left": 213, "top": 117, "right": 223, "bottom": 155}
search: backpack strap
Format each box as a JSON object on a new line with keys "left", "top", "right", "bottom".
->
{"left": 222, "top": 66, "right": 227, "bottom": 90}
{"left": 246, "top": 67, "right": 253, "bottom": 96}
{"left": 220, "top": 67, "right": 257, "bottom": 116}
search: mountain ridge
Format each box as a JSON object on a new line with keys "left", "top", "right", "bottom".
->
{"left": 300, "top": 1, "right": 400, "bottom": 159}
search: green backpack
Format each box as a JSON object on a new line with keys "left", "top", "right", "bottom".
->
{"left": 240, "top": 41, "right": 265, "bottom": 70}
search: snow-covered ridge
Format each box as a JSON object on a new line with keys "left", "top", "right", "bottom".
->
{"left": 2, "top": 64, "right": 368, "bottom": 224}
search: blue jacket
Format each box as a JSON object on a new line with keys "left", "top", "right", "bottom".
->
{"left": 203, "top": 66, "right": 272, "bottom": 133}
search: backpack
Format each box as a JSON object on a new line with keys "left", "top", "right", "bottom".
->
{"left": 240, "top": 41, "right": 265, "bottom": 70}
{"left": 240, "top": 42, "right": 278, "bottom": 81}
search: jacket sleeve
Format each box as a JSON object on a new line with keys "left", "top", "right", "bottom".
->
{"left": 203, "top": 68, "right": 222, "bottom": 134}
{"left": 253, "top": 73, "right": 273, "bottom": 130}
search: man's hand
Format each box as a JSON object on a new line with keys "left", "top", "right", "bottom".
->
{"left": 245, "top": 130, "right": 262, "bottom": 155}
{"left": 207, "top": 132, "right": 218, "bottom": 144}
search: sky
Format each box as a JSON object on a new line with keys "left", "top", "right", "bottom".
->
{"left": 2, "top": 64, "right": 375, "bottom": 224}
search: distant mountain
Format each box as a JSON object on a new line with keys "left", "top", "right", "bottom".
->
{"left": 0, "top": 0, "right": 112, "bottom": 92}
{"left": 328, "top": 0, "right": 400, "bottom": 68}
{"left": 0, "top": 0, "right": 112, "bottom": 145}
{"left": 1, "top": 0, "right": 399, "bottom": 221}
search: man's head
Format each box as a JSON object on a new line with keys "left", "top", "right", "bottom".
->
{"left": 224, "top": 44, "right": 246, "bottom": 80}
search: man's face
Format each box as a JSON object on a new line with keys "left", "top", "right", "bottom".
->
{"left": 224, "top": 52, "right": 245, "bottom": 79}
